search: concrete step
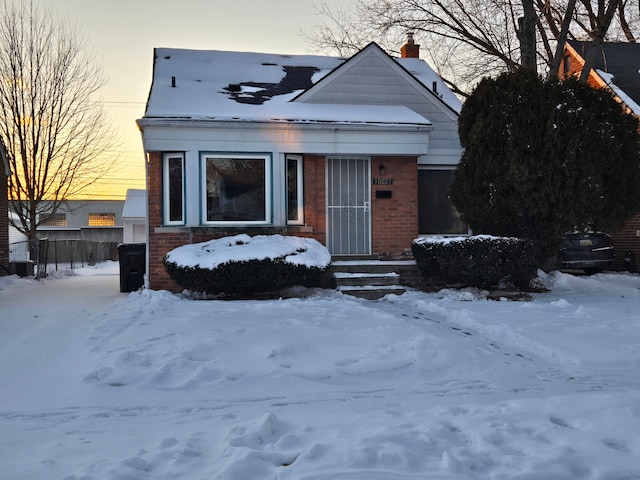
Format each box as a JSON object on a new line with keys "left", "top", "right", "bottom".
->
{"left": 331, "top": 260, "right": 417, "bottom": 274}
{"left": 336, "top": 285, "right": 406, "bottom": 300}
{"left": 333, "top": 272, "right": 400, "bottom": 287}
{"left": 331, "top": 261, "right": 408, "bottom": 299}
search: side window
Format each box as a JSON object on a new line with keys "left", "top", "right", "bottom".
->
{"left": 39, "top": 213, "right": 67, "bottom": 227}
{"left": 418, "top": 168, "right": 467, "bottom": 235}
{"left": 201, "top": 153, "right": 271, "bottom": 224}
{"left": 163, "top": 153, "right": 184, "bottom": 225}
{"left": 286, "top": 155, "right": 304, "bottom": 225}
{"left": 88, "top": 213, "right": 116, "bottom": 227}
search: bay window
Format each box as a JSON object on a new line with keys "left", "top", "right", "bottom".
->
{"left": 202, "top": 153, "right": 271, "bottom": 224}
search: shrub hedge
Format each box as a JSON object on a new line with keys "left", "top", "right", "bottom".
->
{"left": 164, "top": 258, "right": 330, "bottom": 296}
{"left": 412, "top": 235, "right": 540, "bottom": 290}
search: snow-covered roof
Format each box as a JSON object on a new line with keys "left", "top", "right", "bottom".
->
{"left": 568, "top": 41, "right": 640, "bottom": 117}
{"left": 394, "top": 57, "right": 461, "bottom": 113}
{"left": 122, "top": 189, "right": 147, "bottom": 219}
{"left": 597, "top": 69, "right": 640, "bottom": 117}
{"left": 142, "top": 45, "right": 459, "bottom": 126}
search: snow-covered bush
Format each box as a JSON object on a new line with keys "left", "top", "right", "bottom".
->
{"left": 412, "top": 235, "right": 540, "bottom": 289}
{"left": 164, "top": 234, "right": 331, "bottom": 296}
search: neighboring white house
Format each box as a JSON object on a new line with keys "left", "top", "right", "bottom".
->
{"left": 122, "top": 189, "right": 147, "bottom": 244}
{"left": 20, "top": 199, "right": 125, "bottom": 243}
{"left": 8, "top": 200, "right": 125, "bottom": 266}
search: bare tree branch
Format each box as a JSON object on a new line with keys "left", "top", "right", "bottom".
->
{"left": 306, "top": 0, "right": 640, "bottom": 95}
{"left": 548, "top": 0, "right": 578, "bottom": 79}
{"left": 578, "top": 0, "right": 620, "bottom": 81}
{"left": 618, "top": 0, "right": 637, "bottom": 41}
{"left": 0, "top": 0, "right": 119, "bottom": 249}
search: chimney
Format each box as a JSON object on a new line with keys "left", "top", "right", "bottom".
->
{"left": 400, "top": 31, "right": 420, "bottom": 58}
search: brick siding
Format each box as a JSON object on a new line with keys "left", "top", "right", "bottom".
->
{"left": 611, "top": 218, "right": 640, "bottom": 272}
{"left": 147, "top": 153, "right": 420, "bottom": 292}
{"left": 370, "top": 156, "right": 418, "bottom": 259}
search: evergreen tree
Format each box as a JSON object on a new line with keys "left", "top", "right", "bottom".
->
{"left": 450, "top": 70, "right": 640, "bottom": 256}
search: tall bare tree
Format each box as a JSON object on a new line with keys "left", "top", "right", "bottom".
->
{"left": 307, "top": 0, "right": 638, "bottom": 95}
{"left": 0, "top": 0, "right": 118, "bottom": 253}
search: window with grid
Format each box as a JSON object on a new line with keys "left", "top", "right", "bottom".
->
{"left": 88, "top": 213, "right": 116, "bottom": 227}
{"left": 40, "top": 213, "right": 67, "bottom": 227}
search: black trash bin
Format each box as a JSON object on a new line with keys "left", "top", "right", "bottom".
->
{"left": 117, "top": 243, "right": 146, "bottom": 292}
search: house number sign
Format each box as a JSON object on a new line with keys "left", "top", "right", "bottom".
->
{"left": 373, "top": 178, "right": 393, "bottom": 185}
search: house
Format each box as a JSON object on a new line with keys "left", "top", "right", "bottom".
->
{"left": 122, "top": 189, "right": 147, "bottom": 244}
{"left": 8, "top": 199, "right": 124, "bottom": 270}
{"left": 560, "top": 41, "right": 640, "bottom": 270}
{"left": 0, "top": 138, "right": 10, "bottom": 276}
{"left": 137, "top": 35, "right": 465, "bottom": 292}
{"left": 30, "top": 199, "right": 125, "bottom": 243}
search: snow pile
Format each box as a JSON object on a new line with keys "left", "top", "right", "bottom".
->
{"left": 165, "top": 234, "right": 331, "bottom": 269}
{"left": 2, "top": 265, "right": 640, "bottom": 479}
{"left": 414, "top": 234, "right": 506, "bottom": 245}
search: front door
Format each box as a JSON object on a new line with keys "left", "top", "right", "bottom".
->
{"left": 326, "top": 157, "right": 371, "bottom": 255}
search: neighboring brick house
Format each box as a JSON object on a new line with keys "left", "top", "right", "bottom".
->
{"left": 0, "top": 139, "right": 10, "bottom": 275}
{"left": 137, "top": 36, "right": 465, "bottom": 292}
{"left": 560, "top": 41, "right": 640, "bottom": 270}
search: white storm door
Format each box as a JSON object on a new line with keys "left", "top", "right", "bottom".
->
{"left": 326, "top": 157, "right": 371, "bottom": 255}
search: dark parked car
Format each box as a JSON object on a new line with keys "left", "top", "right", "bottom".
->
{"left": 559, "top": 228, "right": 614, "bottom": 274}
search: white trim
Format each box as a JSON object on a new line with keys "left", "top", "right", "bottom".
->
{"left": 162, "top": 152, "right": 185, "bottom": 226}
{"left": 139, "top": 122, "right": 431, "bottom": 157}
{"left": 200, "top": 153, "right": 272, "bottom": 226}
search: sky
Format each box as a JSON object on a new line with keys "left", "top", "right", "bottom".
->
{"left": 40, "top": 0, "right": 354, "bottom": 199}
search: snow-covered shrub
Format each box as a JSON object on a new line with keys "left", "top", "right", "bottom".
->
{"left": 164, "top": 234, "right": 331, "bottom": 296}
{"left": 412, "top": 235, "right": 540, "bottom": 290}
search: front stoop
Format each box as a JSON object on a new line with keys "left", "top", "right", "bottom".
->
{"left": 331, "top": 260, "right": 415, "bottom": 300}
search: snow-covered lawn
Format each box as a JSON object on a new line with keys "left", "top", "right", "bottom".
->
{"left": 1, "top": 262, "right": 640, "bottom": 479}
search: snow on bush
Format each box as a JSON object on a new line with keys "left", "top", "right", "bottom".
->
{"left": 164, "top": 234, "right": 332, "bottom": 295}
{"left": 166, "top": 234, "right": 331, "bottom": 269}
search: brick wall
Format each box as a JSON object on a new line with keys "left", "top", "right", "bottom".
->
{"left": 611, "top": 218, "right": 640, "bottom": 272}
{"left": 147, "top": 153, "right": 419, "bottom": 292}
{"left": 301, "top": 154, "right": 326, "bottom": 245}
{"left": 370, "top": 156, "right": 418, "bottom": 259}
{"left": 147, "top": 152, "right": 328, "bottom": 292}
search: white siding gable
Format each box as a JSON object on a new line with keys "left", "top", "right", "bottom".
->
{"left": 295, "top": 44, "right": 462, "bottom": 165}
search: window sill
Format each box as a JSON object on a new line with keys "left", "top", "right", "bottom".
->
{"left": 154, "top": 225, "right": 314, "bottom": 234}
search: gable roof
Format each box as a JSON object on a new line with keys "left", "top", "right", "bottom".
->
{"left": 142, "top": 43, "right": 460, "bottom": 127}
{"left": 293, "top": 42, "right": 461, "bottom": 115}
{"left": 568, "top": 40, "right": 640, "bottom": 115}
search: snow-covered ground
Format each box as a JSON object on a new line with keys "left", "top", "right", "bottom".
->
{"left": 1, "top": 262, "right": 640, "bottom": 479}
